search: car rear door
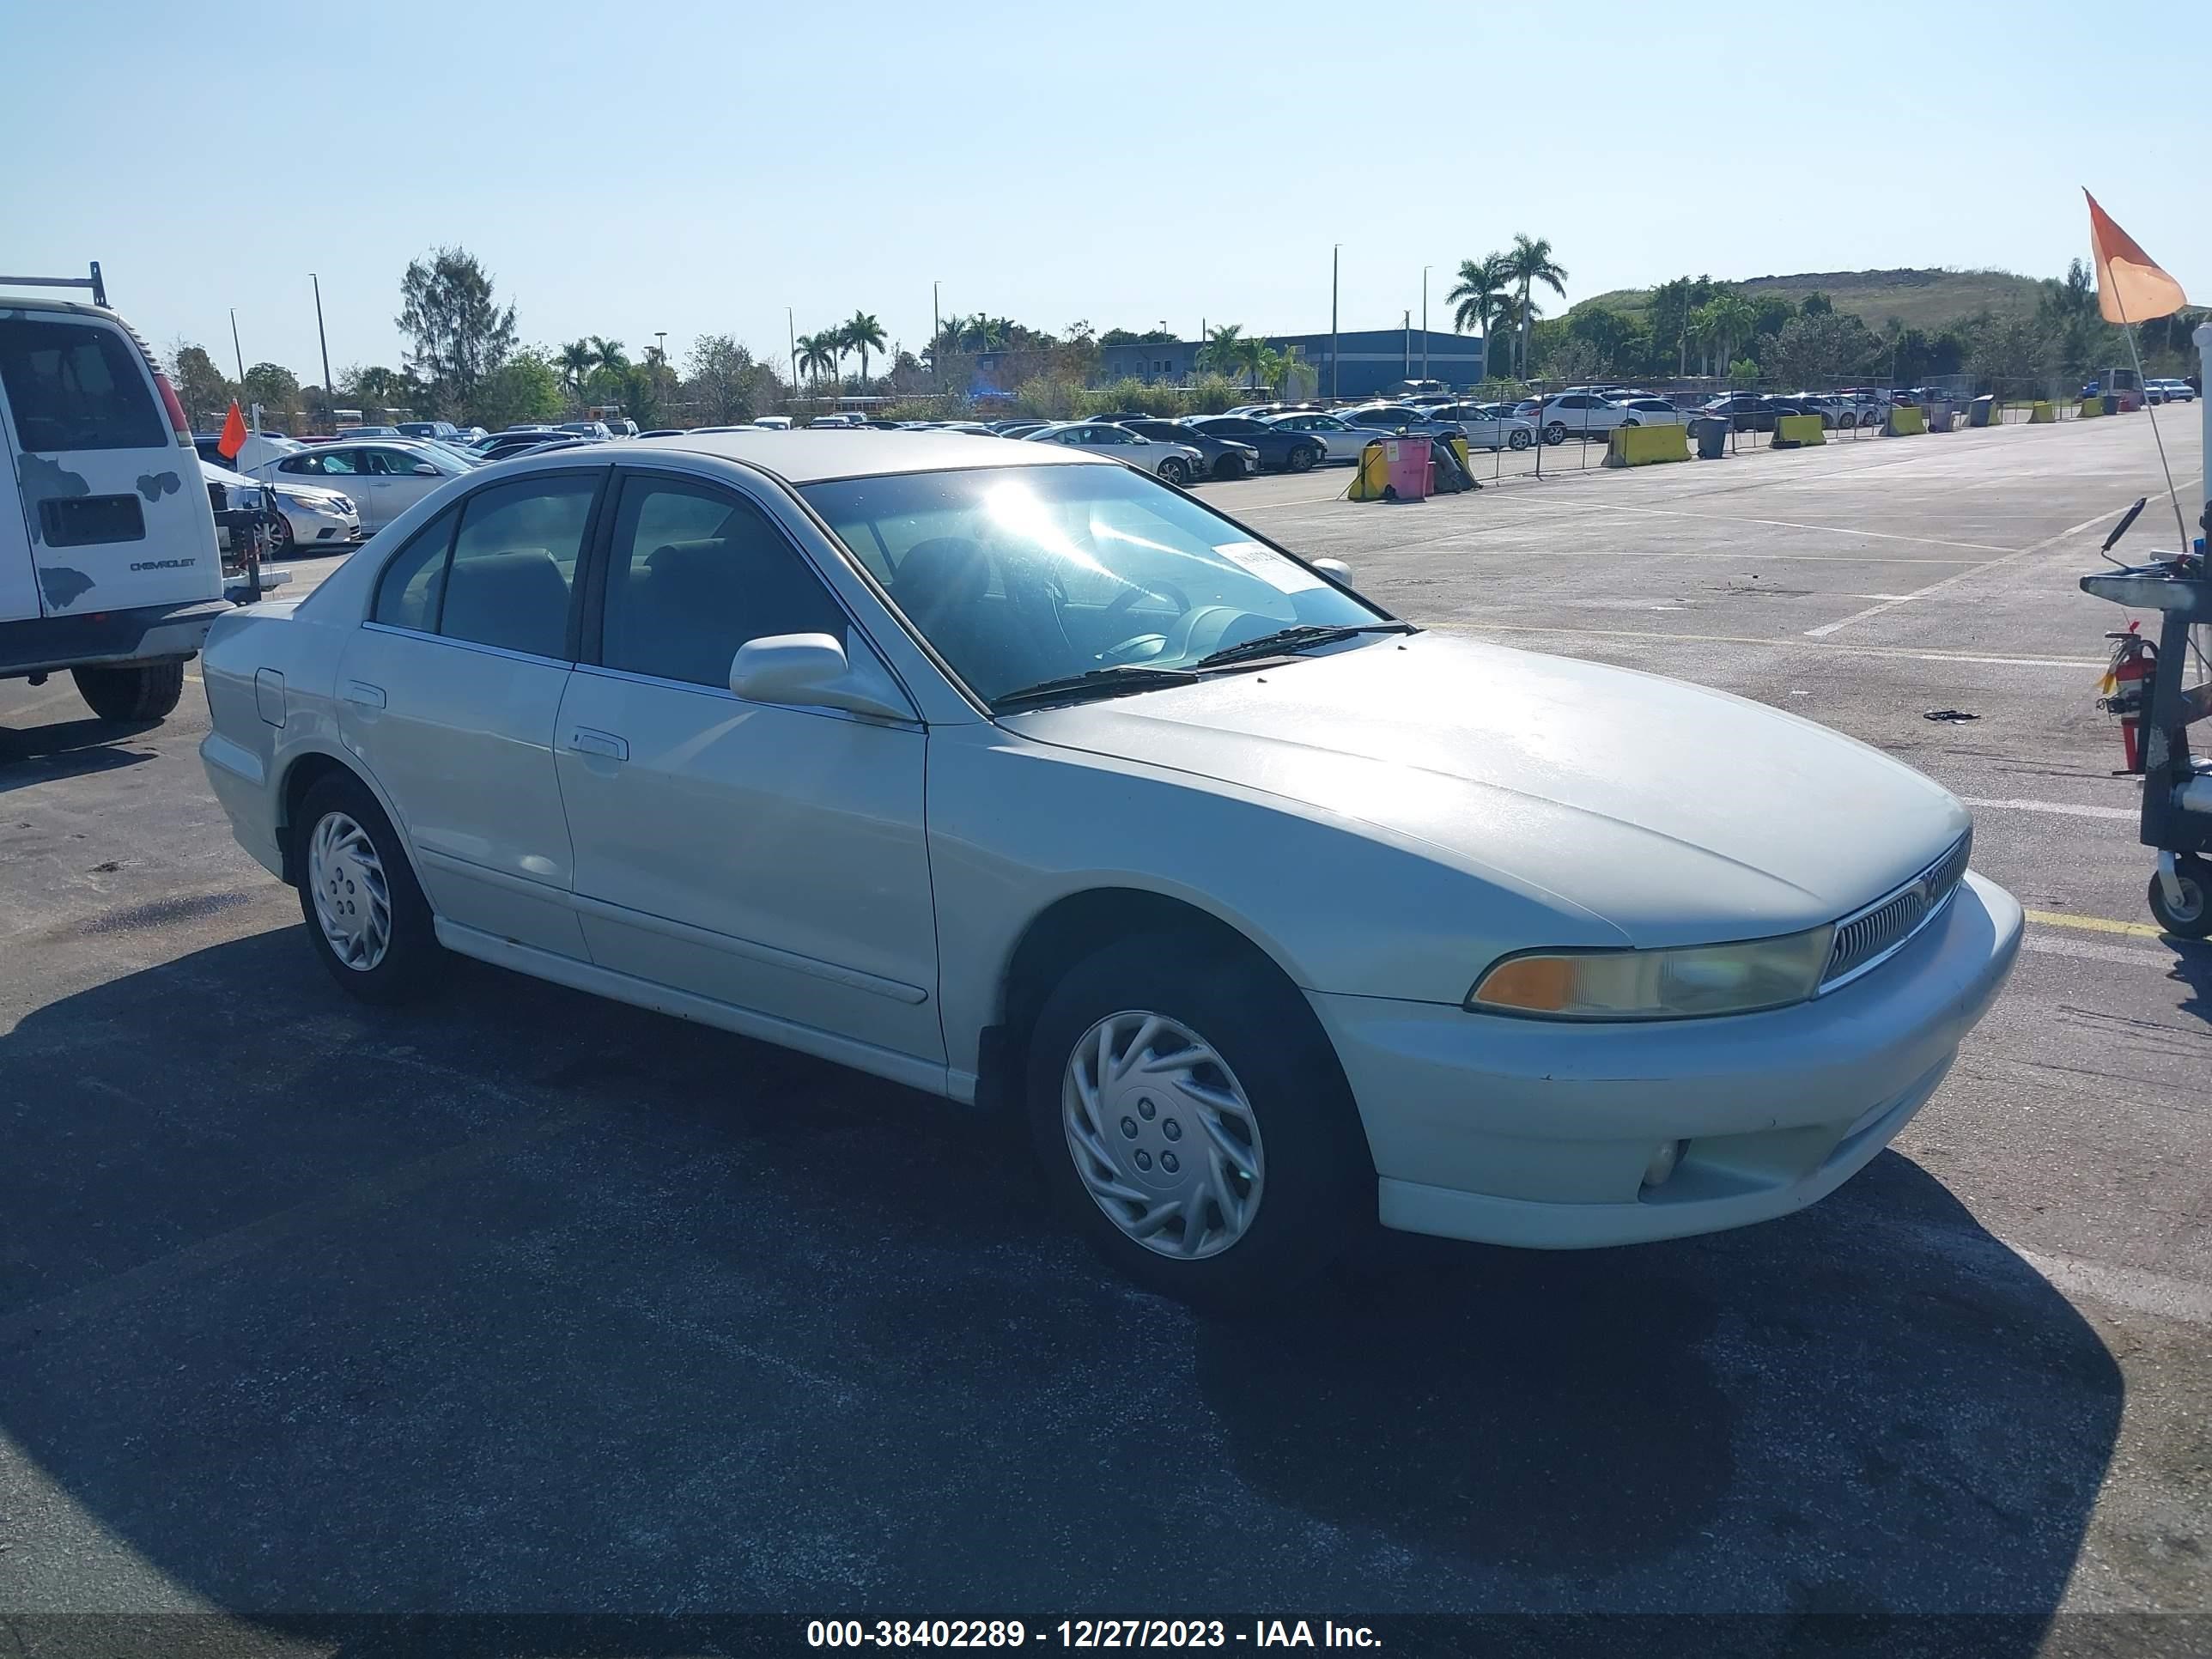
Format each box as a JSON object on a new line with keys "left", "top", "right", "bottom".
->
{"left": 337, "top": 463, "right": 611, "bottom": 959}
{"left": 0, "top": 308, "right": 219, "bottom": 618}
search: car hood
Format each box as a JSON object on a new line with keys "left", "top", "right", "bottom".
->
{"left": 1001, "top": 631, "right": 1968, "bottom": 947}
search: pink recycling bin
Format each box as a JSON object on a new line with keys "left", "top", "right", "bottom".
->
{"left": 1382, "top": 437, "right": 1431, "bottom": 500}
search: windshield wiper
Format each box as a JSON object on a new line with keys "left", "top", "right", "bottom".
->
{"left": 989, "top": 664, "right": 1203, "bottom": 713}
{"left": 1193, "top": 621, "right": 1413, "bottom": 670}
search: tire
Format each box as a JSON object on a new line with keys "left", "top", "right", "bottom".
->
{"left": 1507, "top": 428, "right": 1533, "bottom": 451}
{"left": 1542, "top": 422, "right": 1567, "bottom": 445}
{"left": 71, "top": 661, "right": 185, "bottom": 723}
{"left": 1838, "top": 411, "right": 1857, "bottom": 430}
{"left": 1158, "top": 457, "right": 1190, "bottom": 486}
{"left": 2148, "top": 856, "right": 2212, "bottom": 939}
{"left": 1286, "top": 444, "right": 1317, "bottom": 473}
{"left": 293, "top": 770, "right": 443, "bottom": 1003}
{"left": 1024, "top": 933, "right": 1372, "bottom": 1311}
{"left": 1620, "top": 417, "right": 1639, "bottom": 428}
{"left": 267, "top": 510, "right": 295, "bottom": 554}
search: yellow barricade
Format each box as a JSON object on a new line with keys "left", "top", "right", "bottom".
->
{"left": 1348, "top": 440, "right": 1390, "bottom": 500}
{"left": 1771, "top": 414, "right": 1826, "bottom": 448}
{"left": 1602, "top": 423, "right": 1691, "bottom": 467}
{"left": 2079, "top": 398, "right": 2104, "bottom": 419}
{"left": 2030, "top": 401, "right": 2055, "bottom": 423}
{"left": 1886, "top": 404, "right": 1927, "bottom": 436}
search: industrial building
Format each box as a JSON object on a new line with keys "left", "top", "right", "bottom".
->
{"left": 1097, "top": 327, "right": 1488, "bottom": 398}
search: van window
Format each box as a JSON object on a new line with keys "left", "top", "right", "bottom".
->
{"left": 0, "top": 316, "right": 167, "bottom": 453}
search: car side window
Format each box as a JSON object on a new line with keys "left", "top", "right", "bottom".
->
{"left": 437, "top": 473, "right": 598, "bottom": 659}
{"left": 371, "top": 506, "right": 460, "bottom": 631}
{"left": 362, "top": 449, "right": 416, "bottom": 476}
{"left": 318, "top": 449, "right": 361, "bottom": 475}
{"left": 278, "top": 453, "right": 319, "bottom": 475}
{"left": 598, "top": 475, "right": 848, "bottom": 691}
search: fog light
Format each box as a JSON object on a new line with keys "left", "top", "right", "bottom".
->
{"left": 1642, "top": 1139, "right": 1686, "bottom": 1188}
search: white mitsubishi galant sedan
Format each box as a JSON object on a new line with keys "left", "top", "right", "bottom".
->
{"left": 198, "top": 432, "right": 2022, "bottom": 1306}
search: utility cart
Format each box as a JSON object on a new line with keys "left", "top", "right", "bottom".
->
{"left": 2081, "top": 507, "right": 2212, "bottom": 934}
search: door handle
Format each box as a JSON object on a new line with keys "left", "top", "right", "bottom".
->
{"left": 343, "top": 681, "right": 386, "bottom": 709}
{"left": 566, "top": 727, "right": 628, "bottom": 762}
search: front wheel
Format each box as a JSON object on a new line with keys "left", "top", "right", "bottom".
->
{"left": 1158, "top": 457, "right": 1190, "bottom": 486}
{"left": 72, "top": 661, "right": 185, "bottom": 723}
{"left": 1542, "top": 422, "right": 1567, "bottom": 445}
{"left": 295, "top": 771, "right": 444, "bottom": 1002}
{"left": 2149, "top": 856, "right": 2212, "bottom": 939}
{"left": 1286, "top": 444, "right": 1317, "bottom": 473}
{"left": 1507, "top": 428, "right": 1534, "bottom": 451}
{"left": 1025, "top": 934, "right": 1371, "bottom": 1310}
{"left": 267, "top": 510, "right": 295, "bottom": 554}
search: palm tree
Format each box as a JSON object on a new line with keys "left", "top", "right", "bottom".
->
{"left": 1686, "top": 302, "right": 1723, "bottom": 378}
{"left": 1197, "top": 322, "right": 1244, "bottom": 377}
{"left": 1705, "top": 295, "right": 1757, "bottom": 380}
{"left": 1503, "top": 234, "right": 1569, "bottom": 380}
{"left": 1446, "top": 253, "right": 1512, "bottom": 380}
{"left": 842, "top": 311, "right": 887, "bottom": 390}
{"left": 558, "top": 338, "right": 594, "bottom": 402}
{"left": 795, "top": 332, "right": 837, "bottom": 386}
{"left": 588, "top": 335, "right": 629, "bottom": 375}
{"left": 1236, "top": 336, "right": 1279, "bottom": 391}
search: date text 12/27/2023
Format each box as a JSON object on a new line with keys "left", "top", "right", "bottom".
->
{"left": 805, "top": 1620, "right": 1382, "bottom": 1648}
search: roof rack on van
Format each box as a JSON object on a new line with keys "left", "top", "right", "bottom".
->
{"left": 0, "top": 261, "right": 106, "bottom": 307}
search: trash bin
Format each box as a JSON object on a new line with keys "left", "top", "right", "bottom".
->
{"left": 1690, "top": 416, "right": 1729, "bottom": 459}
{"left": 2104, "top": 393, "right": 2120, "bottom": 416}
{"left": 1927, "top": 401, "right": 1954, "bottom": 434}
{"left": 1968, "top": 396, "right": 1995, "bottom": 428}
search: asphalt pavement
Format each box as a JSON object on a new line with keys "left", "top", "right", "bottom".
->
{"left": 1, "top": 411, "right": 2205, "bottom": 1653}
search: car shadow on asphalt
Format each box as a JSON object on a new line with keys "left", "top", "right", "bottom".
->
{"left": 0, "top": 927, "right": 2121, "bottom": 1640}
{"left": 0, "top": 714, "right": 158, "bottom": 793}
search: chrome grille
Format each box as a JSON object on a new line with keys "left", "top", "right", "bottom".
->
{"left": 1820, "top": 830, "right": 1972, "bottom": 990}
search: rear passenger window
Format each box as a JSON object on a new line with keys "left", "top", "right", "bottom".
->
{"left": 0, "top": 317, "right": 166, "bottom": 453}
{"left": 599, "top": 476, "right": 847, "bottom": 690}
{"left": 438, "top": 474, "right": 598, "bottom": 659}
{"left": 372, "top": 507, "right": 459, "bottom": 631}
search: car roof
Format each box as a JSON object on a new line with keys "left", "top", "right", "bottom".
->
{"left": 623, "top": 428, "right": 1103, "bottom": 482}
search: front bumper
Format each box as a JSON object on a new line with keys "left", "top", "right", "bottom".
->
{"left": 1312, "top": 870, "right": 2022, "bottom": 1249}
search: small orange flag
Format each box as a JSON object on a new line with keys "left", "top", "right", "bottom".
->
{"left": 2085, "top": 190, "right": 2188, "bottom": 325}
{"left": 216, "top": 400, "right": 247, "bottom": 460}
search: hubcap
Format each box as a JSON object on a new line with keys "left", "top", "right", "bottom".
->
{"left": 1061, "top": 1010, "right": 1265, "bottom": 1260}
{"left": 307, "top": 810, "right": 392, "bottom": 971}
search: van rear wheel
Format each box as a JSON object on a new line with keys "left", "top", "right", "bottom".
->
{"left": 72, "top": 661, "right": 185, "bottom": 723}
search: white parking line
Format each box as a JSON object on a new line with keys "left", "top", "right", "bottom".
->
{"left": 1958, "top": 796, "right": 2137, "bottom": 821}
{"left": 1804, "top": 501, "right": 2141, "bottom": 638}
{"left": 1578, "top": 500, "right": 2012, "bottom": 556}
{"left": 1437, "top": 621, "right": 2105, "bottom": 669}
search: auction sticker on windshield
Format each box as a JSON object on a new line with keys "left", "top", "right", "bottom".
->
{"left": 1214, "top": 541, "right": 1322, "bottom": 592}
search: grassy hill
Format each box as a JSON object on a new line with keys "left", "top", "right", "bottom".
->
{"left": 1577, "top": 268, "right": 2044, "bottom": 331}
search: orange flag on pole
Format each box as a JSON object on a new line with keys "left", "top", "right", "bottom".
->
{"left": 216, "top": 399, "right": 247, "bottom": 460}
{"left": 2084, "top": 191, "right": 2188, "bottom": 325}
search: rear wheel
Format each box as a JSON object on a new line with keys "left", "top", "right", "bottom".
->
{"left": 294, "top": 771, "right": 444, "bottom": 1002}
{"left": 2148, "top": 856, "right": 2212, "bottom": 939}
{"left": 1025, "top": 933, "right": 1371, "bottom": 1310}
{"left": 1838, "top": 410, "right": 1858, "bottom": 429}
{"left": 72, "top": 661, "right": 185, "bottom": 723}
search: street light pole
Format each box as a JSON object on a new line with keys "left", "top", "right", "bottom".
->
{"left": 310, "top": 275, "right": 333, "bottom": 431}
{"left": 1421, "top": 266, "right": 1429, "bottom": 385}
{"left": 655, "top": 330, "right": 666, "bottom": 364}
{"left": 787, "top": 307, "right": 799, "bottom": 404}
{"left": 1330, "top": 245, "right": 1340, "bottom": 403}
{"left": 228, "top": 308, "right": 246, "bottom": 385}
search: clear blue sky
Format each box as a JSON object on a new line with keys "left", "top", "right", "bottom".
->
{"left": 5, "top": 0, "right": 2203, "bottom": 386}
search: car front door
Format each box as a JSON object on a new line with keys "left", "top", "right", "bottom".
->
{"left": 552, "top": 466, "right": 942, "bottom": 1069}
{"left": 337, "top": 465, "right": 610, "bottom": 959}
{"left": 360, "top": 447, "right": 447, "bottom": 524}
{"left": 291, "top": 447, "right": 372, "bottom": 522}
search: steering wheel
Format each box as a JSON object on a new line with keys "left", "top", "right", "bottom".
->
{"left": 1097, "top": 579, "right": 1189, "bottom": 665}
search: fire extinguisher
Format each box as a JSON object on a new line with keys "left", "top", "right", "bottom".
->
{"left": 2098, "top": 624, "right": 2156, "bottom": 773}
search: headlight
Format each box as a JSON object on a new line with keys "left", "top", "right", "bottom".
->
{"left": 1467, "top": 927, "right": 1834, "bottom": 1021}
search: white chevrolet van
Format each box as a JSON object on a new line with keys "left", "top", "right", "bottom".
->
{"left": 2, "top": 266, "right": 228, "bottom": 723}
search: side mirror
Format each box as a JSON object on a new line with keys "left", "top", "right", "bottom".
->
{"left": 728, "top": 632, "right": 915, "bottom": 723}
{"left": 412, "top": 461, "right": 440, "bottom": 476}
{"left": 1312, "top": 558, "right": 1353, "bottom": 584}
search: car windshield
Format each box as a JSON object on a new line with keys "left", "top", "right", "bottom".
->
{"left": 800, "top": 463, "right": 1390, "bottom": 705}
